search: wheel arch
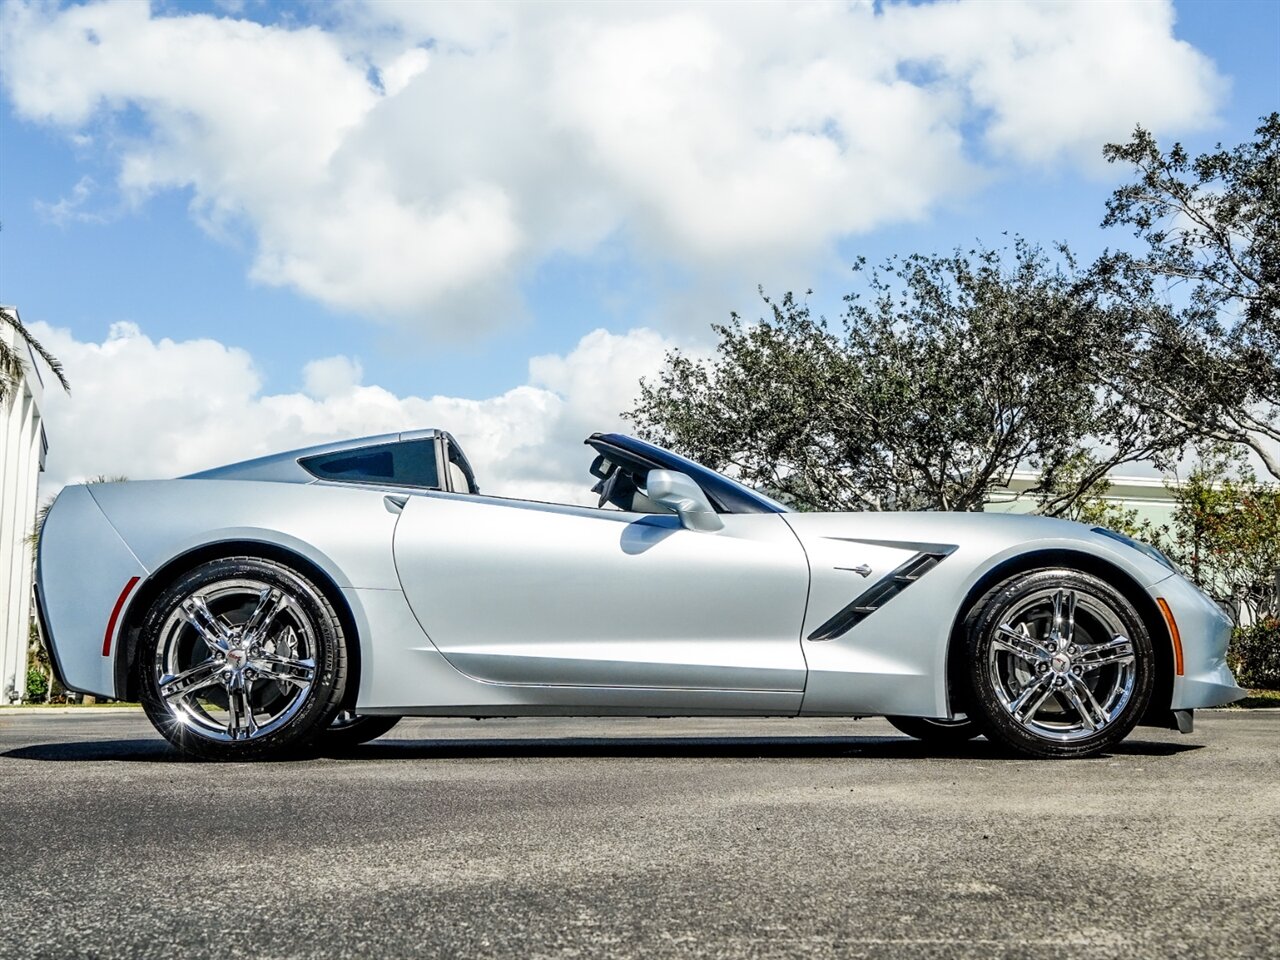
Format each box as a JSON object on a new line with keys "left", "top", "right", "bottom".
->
{"left": 944, "top": 548, "right": 1174, "bottom": 722}
{"left": 114, "top": 540, "right": 362, "bottom": 706}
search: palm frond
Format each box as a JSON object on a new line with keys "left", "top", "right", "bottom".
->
{"left": 24, "top": 495, "right": 56, "bottom": 551}
{"left": 0, "top": 306, "right": 70, "bottom": 394}
{"left": 0, "top": 337, "right": 25, "bottom": 404}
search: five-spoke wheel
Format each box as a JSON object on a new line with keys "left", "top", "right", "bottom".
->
{"left": 138, "top": 557, "right": 347, "bottom": 760}
{"left": 966, "top": 568, "right": 1153, "bottom": 759}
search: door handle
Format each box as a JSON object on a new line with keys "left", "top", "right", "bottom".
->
{"left": 384, "top": 494, "right": 409, "bottom": 514}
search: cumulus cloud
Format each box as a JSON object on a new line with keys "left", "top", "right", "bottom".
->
{"left": 880, "top": 0, "right": 1224, "bottom": 166}
{"left": 301, "top": 355, "right": 364, "bottom": 399}
{"left": 30, "top": 321, "right": 682, "bottom": 506}
{"left": 2, "top": 0, "right": 1224, "bottom": 332}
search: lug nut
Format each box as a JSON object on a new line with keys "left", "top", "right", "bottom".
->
{"left": 1046, "top": 642, "right": 1057, "bottom": 653}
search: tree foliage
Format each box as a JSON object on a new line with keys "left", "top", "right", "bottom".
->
{"left": 1229, "top": 619, "right": 1280, "bottom": 690}
{"left": 1158, "top": 451, "right": 1280, "bottom": 626}
{"left": 1098, "top": 113, "right": 1280, "bottom": 479}
{"left": 628, "top": 242, "right": 1182, "bottom": 513}
{"left": 1070, "top": 446, "right": 1279, "bottom": 628}
{"left": 628, "top": 118, "right": 1278, "bottom": 516}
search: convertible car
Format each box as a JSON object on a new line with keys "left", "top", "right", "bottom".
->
{"left": 36, "top": 429, "right": 1243, "bottom": 760}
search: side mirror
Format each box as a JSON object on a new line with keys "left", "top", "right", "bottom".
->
{"left": 645, "top": 470, "right": 724, "bottom": 532}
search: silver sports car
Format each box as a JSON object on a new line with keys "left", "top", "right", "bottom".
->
{"left": 36, "top": 429, "right": 1243, "bottom": 760}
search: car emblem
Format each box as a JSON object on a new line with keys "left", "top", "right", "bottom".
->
{"left": 837, "top": 564, "right": 873, "bottom": 578}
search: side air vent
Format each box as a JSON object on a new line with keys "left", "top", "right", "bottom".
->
{"left": 807, "top": 546, "right": 956, "bottom": 642}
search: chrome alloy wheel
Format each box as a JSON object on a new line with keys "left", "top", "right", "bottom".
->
{"left": 986, "top": 587, "right": 1137, "bottom": 742}
{"left": 153, "top": 578, "right": 319, "bottom": 742}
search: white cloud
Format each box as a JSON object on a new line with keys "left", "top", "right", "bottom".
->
{"left": 33, "top": 174, "right": 106, "bottom": 226}
{"left": 301, "top": 355, "right": 363, "bottom": 398}
{"left": 1, "top": 0, "right": 1224, "bottom": 333}
{"left": 378, "top": 46, "right": 430, "bottom": 97}
{"left": 31, "top": 321, "right": 683, "bottom": 506}
{"left": 881, "top": 0, "right": 1225, "bottom": 167}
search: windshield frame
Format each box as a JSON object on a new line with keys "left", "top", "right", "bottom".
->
{"left": 585, "top": 433, "right": 788, "bottom": 515}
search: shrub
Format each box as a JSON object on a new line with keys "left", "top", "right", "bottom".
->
{"left": 24, "top": 666, "right": 49, "bottom": 703}
{"left": 1228, "top": 619, "right": 1280, "bottom": 691}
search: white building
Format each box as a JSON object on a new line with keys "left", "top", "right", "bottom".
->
{"left": 986, "top": 473, "right": 1179, "bottom": 528}
{"left": 1, "top": 308, "right": 47, "bottom": 703}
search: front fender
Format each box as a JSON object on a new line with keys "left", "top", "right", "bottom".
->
{"left": 784, "top": 511, "right": 1177, "bottom": 718}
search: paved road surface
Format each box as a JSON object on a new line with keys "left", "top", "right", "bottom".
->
{"left": 1, "top": 710, "right": 1277, "bottom": 959}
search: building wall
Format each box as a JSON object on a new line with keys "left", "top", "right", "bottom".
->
{"left": 0, "top": 313, "right": 46, "bottom": 703}
{"left": 985, "top": 474, "right": 1178, "bottom": 529}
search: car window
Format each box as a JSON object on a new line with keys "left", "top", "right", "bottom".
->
{"left": 300, "top": 439, "right": 440, "bottom": 489}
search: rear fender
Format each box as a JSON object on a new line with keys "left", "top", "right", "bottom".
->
{"left": 36, "top": 486, "right": 148, "bottom": 698}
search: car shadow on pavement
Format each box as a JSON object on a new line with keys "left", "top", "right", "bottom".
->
{"left": 2, "top": 738, "right": 182, "bottom": 762}
{"left": 327, "top": 735, "right": 1204, "bottom": 761}
{"left": 2, "top": 734, "right": 1203, "bottom": 763}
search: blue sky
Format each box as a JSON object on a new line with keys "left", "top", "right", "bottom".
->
{"left": 1, "top": 0, "right": 1277, "bottom": 499}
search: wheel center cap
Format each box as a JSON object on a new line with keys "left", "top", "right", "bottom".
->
{"left": 226, "top": 648, "right": 246, "bottom": 667}
{"left": 1050, "top": 653, "right": 1070, "bottom": 675}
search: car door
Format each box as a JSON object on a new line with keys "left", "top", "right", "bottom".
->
{"left": 392, "top": 494, "right": 810, "bottom": 696}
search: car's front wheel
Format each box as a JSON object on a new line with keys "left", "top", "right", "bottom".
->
{"left": 966, "top": 568, "right": 1154, "bottom": 759}
{"left": 138, "top": 557, "right": 347, "bottom": 761}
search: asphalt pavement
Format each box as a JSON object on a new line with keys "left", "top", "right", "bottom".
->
{"left": 1, "top": 710, "right": 1277, "bottom": 960}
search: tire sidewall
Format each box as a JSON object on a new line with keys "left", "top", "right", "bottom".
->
{"left": 967, "top": 568, "right": 1155, "bottom": 759}
{"left": 320, "top": 714, "right": 402, "bottom": 751}
{"left": 886, "top": 714, "right": 983, "bottom": 744}
{"left": 138, "top": 557, "right": 346, "bottom": 760}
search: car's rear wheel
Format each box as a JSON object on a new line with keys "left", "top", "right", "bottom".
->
{"left": 138, "top": 557, "right": 347, "bottom": 761}
{"left": 966, "top": 568, "right": 1153, "bottom": 759}
{"left": 886, "top": 714, "right": 982, "bottom": 744}
{"left": 321, "top": 711, "right": 401, "bottom": 749}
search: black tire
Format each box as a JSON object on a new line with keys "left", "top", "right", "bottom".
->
{"left": 966, "top": 568, "right": 1154, "bottom": 759}
{"left": 321, "top": 712, "right": 402, "bottom": 750}
{"left": 886, "top": 715, "right": 983, "bottom": 744}
{"left": 138, "top": 556, "right": 348, "bottom": 761}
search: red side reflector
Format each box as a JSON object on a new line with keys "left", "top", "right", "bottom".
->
{"left": 103, "top": 576, "right": 141, "bottom": 657}
{"left": 1156, "top": 597, "right": 1184, "bottom": 676}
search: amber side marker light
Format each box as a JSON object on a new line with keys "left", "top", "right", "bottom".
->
{"left": 1156, "top": 597, "right": 1185, "bottom": 676}
{"left": 103, "top": 576, "right": 141, "bottom": 657}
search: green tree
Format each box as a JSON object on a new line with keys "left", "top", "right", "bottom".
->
{"left": 1158, "top": 451, "right": 1280, "bottom": 626}
{"left": 1098, "top": 114, "right": 1280, "bottom": 479}
{"left": 628, "top": 242, "right": 1185, "bottom": 513}
{"left": 1153, "top": 451, "right": 1280, "bottom": 690}
{"left": 1, "top": 305, "right": 70, "bottom": 402}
